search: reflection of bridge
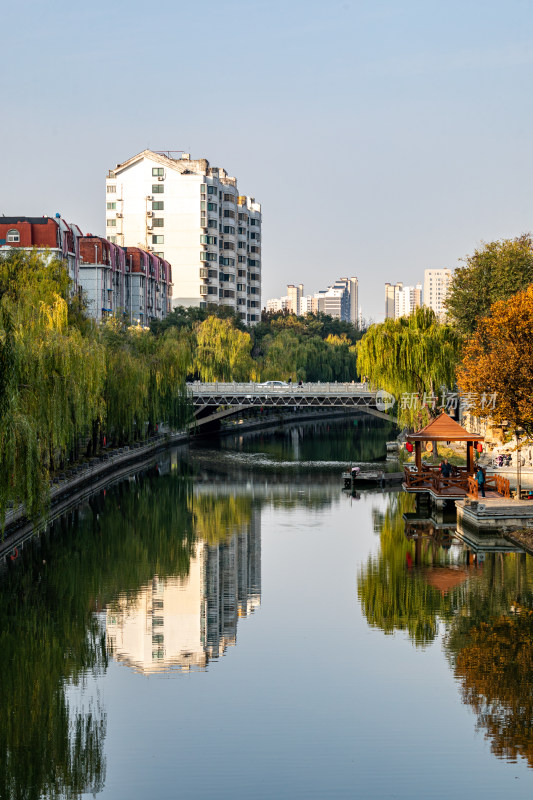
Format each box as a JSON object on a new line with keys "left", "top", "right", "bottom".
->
{"left": 189, "top": 382, "right": 386, "bottom": 429}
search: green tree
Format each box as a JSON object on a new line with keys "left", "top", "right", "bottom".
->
{"left": 457, "top": 285, "right": 533, "bottom": 435}
{"left": 446, "top": 234, "right": 533, "bottom": 335}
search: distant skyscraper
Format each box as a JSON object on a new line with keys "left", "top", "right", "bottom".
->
{"left": 385, "top": 282, "right": 422, "bottom": 319}
{"left": 286, "top": 283, "right": 304, "bottom": 315}
{"left": 266, "top": 276, "right": 358, "bottom": 323}
{"left": 423, "top": 268, "right": 452, "bottom": 320}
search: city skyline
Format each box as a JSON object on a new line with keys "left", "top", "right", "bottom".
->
{"left": 2, "top": 0, "right": 532, "bottom": 321}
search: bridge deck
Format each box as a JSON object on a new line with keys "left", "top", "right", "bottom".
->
{"left": 189, "top": 382, "right": 376, "bottom": 410}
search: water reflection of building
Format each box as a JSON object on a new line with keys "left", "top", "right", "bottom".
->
{"left": 106, "top": 510, "right": 261, "bottom": 674}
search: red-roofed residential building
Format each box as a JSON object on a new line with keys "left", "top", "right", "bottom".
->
{"left": 0, "top": 215, "right": 82, "bottom": 290}
{"left": 0, "top": 216, "right": 172, "bottom": 324}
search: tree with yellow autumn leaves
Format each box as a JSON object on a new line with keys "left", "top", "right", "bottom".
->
{"left": 457, "top": 285, "right": 533, "bottom": 435}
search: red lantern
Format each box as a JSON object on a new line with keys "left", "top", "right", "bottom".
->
{"left": 405, "top": 442, "right": 413, "bottom": 453}
{"left": 476, "top": 442, "right": 483, "bottom": 453}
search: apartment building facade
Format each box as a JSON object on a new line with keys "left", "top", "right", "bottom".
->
{"left": 0, "top": 215, "right": 83, "bottom": 292}
{"left": 423, "top": 268, "right": 452, "bottom": 320}
{"left": 384, "top": 281, "right": 422, "bottom": 319}
{"left": 0, "top": 216, "right": 172, "bottom": 324}
{"left": 105, "top": 150, "right": 262, "bottom": 324}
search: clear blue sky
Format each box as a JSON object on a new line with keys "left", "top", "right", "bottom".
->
{"left": 2, "top": 0, "right": 532, "bottom": 320}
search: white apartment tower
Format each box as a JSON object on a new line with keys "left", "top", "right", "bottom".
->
{"left": 105, "top": 150, "right": 262, "bottom": 324}
{"left": 423, "top": 268, "right": 452, "bottom": 320}
{"left": 385, "top": 282, "right": 422, "bottom": 319}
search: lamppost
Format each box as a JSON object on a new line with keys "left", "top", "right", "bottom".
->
{"left": 515, "top": 428, "right": 525, "bottom": 501}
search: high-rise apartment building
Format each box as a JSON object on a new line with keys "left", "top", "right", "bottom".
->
{"left": 105, "top": 150, "right": 262, "bottom": 324}
{"left": 287, "top": 283, "right": 304, "bottom": 315}
{"left": 385, "top": 282, "right": 422, "bottom": 319}
{"left": 423, "top": 268, "right": 452, "bottom": 320}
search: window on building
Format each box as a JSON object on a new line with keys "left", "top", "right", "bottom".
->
{"left": 152, "top": 235, "right": 164, "bottom": 244}
{"left": 200, "top": 184, "right": 206, "bottom": 194}
{"left": 152, "top": 184, "right": 164, "bottom": 193}
{"left": 200, "top": 200, "right": 206, "bottom": 211}
{"left": 208, "top": 219, "right": 218, "bottom": 228}
{"left": 250, "top": 218, "right": 259, "bottom": 226}
{"left": 152, "top": 167, "right": 164, "bottom": 176}
{"left": 223, "top": 210, "right": 235, "bottom": 219}
{"left": 108, "top": 235, "right": 117, "bottom": 243}
{"left": 223, "top": 242, "right": 235, "bottom": 250}
{"left": 152, "top": 201, "right": 164, "bottom": 210}
{"left": 152, "top": 218, "right": 164, "bottom": 227}
{"left": 208, "top": 185, "right": 217, "bottom": 195}
{"left": 223, "top": 225, "right": 235, "bottom": 234}
{"left": 153, "top": 251, "right": 164, "bottom": 257}
{"left": 208, "top": 202, "right": 217, "bottom": 211}
{"left": 107, "top": 202, "right": 116, "bottom": 210}
{"left": 238, "top": 226, "right": 246, "bottom": 235}
{"left": 200, "top": 235, "right": 217, "bottom": 245}
{"left": 107, "top": 219, "right": 117, "bottom": 227}
{"left": 6, "top": 229, "right": 20, "bottom": 242}
{"left": 107, "top": 185, "right": 116, "bottom": 193}
{"left": 223, "top": 193, "right": 235, "bottom": 202}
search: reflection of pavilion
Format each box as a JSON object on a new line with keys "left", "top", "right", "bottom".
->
{"left": 106, "top": 510, "right": 261, "bottom": 674}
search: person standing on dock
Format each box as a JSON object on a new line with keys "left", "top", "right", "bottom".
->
{"left": 476, "top": 465, "right": 486, "bottom": 497}
{"left": 440, "top": 458, "right": 452, "bottom": 478}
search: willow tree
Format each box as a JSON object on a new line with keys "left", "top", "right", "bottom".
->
{"left": 357, "top": 307, "right": 462, "bottom": 427}
{"left": 0, "top": 251, "right": 106, "bottom": 522}
{"left": 194, "top": 317, "right": 254, "bottom": 382}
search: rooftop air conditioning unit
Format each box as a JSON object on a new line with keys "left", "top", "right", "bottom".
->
{"left": 116, "top": 213, "right": 122, "bottom": 218}
{"left": 147, "top": 211, "right": 153, "bottom": 217}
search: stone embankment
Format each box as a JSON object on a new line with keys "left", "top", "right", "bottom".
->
{"left": 0, "top": 431, "right": 188, "bottom": 561}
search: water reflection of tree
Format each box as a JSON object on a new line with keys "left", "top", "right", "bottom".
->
{"left": 188, "top": 492, "right": 253, "bottom": 544}
{"left": 444, "top": 552, "right": 533, "bottom": 766}
{"left": 361, "top": 491, "right": 533, "bottom": 767}
{"left": 357, "top": 493, "right": 466, "bottom": 646}
{"left": 0, "top": 473, "right": 196, "bottom": 800}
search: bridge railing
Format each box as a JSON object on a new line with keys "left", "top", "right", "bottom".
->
{"left": 189, "top": 381, "right": 370, "bottom": 395}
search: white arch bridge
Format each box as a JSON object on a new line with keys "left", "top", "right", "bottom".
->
{"left": 188, "top": 382, "right": 391, "bottom": 430}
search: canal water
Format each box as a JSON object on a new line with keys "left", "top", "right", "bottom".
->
{"left": 1, "top": 416, "right": 533, "bottom": 799}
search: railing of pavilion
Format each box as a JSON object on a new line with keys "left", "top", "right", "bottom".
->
{"left": 404, "top": 466, "right": 511, "bottom": 498}
{"left": 467, "top": 474, "right": 511, "bottom": 499}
